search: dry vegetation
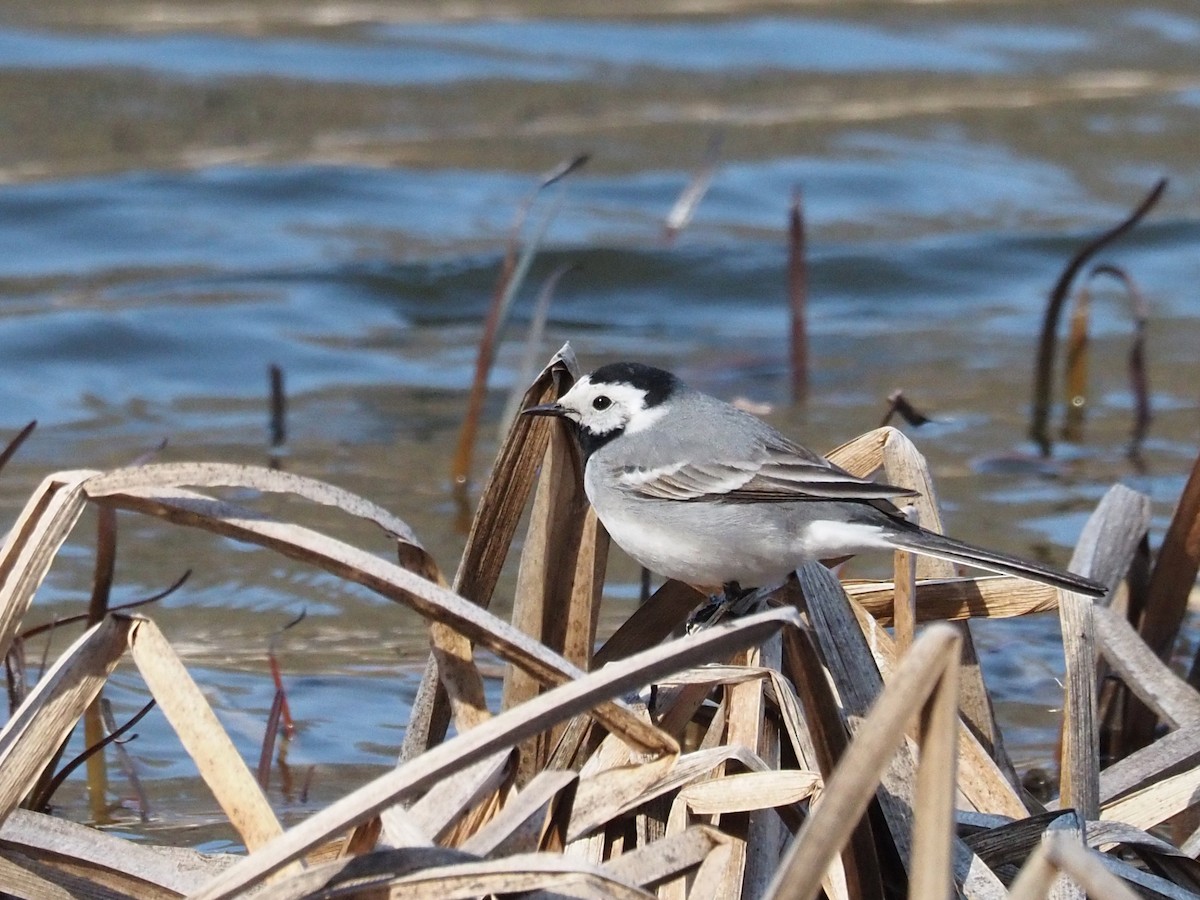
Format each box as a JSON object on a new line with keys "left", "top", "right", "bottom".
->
{"left": 2, "top": 343, "right": 1200, "bottom": 899}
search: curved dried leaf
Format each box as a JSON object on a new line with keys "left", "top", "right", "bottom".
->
{"left": 84, "top": 463, "right": 440, "bottom": 578}
{"left": 0, "top": 471, "right": 97, "bottom": 657}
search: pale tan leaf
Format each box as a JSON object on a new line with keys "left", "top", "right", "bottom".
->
{"left": 0, "top": 807, "right": 235, "bottom": 896}
{"left": 679, "top": 770, "right": 820, "bottom": 815}
{"left": 84, "top": 463, "right": 437, "bottom": 570}
{"left": 0, "top": 615, "right": 130, "bottom": 823}
{"left": 0, "top": 470, "right": 96, "bottom": 658}
{"left": 403, "top": 749, "right": 512, "bottom": 845}
{"left": 126, "top": 618, "right": 284, "bottom": 853}
{"left": 1101, "top": 761, "right": 1200, "bottom": 831}
{"left": 569, "top": 744, "right": 772, "bottom": 842}
{"left": 599, "top": 825, "right": 729, "bottom": 890}
{"left": 844, "top": 576, "right": 1060, "bottom": 624}
{"left": 460, "top": 769, "right": 578, "bottom": 857}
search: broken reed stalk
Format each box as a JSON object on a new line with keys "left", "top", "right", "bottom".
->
{"left": 663, "top": 133, "right": 722, "bottom": 243}
{"left": 788, "top": 188, "right": 809, "bottom": 402}
{"left": 1061, "top": 280, "right": 1091, "bottom": 442}
{"left": 99, "top": 697, "right": 150, "bottom": 821}
{"left": 1029, "top": 177, "right": 1165, "bottom": 456}
{"left": 499, "top": 261, "right": 577, "bottom": 433}
{"left": 257, "top": 690, "right": 284, "bottom": 791}
{"left": 268, "top": 363, "right": 286, "bottom": 448}
{"left": 0, "top": 421, "right": 36, "bottom": 475}
{"left": 83, "top": 504, "right": 117, "bottom": 820}
{"left": 1090, "top": 264, "right": 1153, "bottom": 460}
{"left": 28, "top": 698, "right": 155, "bottom": 814}
{"left": 450, "top": 155, "right": 588, "bottom": 488}
{"left": 879, "top": 390, "right": 931, "bottom": 428}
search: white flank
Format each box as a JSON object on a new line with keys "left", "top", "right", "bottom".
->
{"left": 799, "top": 520, "right": 893, "bottom": 558}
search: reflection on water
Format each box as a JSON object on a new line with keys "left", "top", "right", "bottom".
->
{"left": 1, "top": 0, "right": 1199, "bottom": 835}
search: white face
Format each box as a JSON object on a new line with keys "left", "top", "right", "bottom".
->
{"left": 556, "top": 375, "right": 666, "bottom": 438}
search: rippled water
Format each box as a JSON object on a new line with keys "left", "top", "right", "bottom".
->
{"left": 1, "top": 1, "right": 1198, "bottom": 841}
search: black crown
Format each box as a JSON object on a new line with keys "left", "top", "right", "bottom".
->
{"left": 588, "top": 362, "right": 678, "bottom": 408}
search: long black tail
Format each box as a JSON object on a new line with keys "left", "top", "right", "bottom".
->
{"left": 884, "top": 526, "right": 1106, "bottom": 599}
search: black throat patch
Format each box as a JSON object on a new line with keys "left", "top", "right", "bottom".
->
{"left": 575, "top": 422, "right": 621, "bottom": 460}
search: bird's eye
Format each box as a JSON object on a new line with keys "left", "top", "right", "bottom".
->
{"left": 592, "top": 395, "right": 612, "bottom": 411}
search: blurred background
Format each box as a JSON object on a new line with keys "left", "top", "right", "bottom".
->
{"left": 0, "top": 1, "right": 1197, "bottom": 846}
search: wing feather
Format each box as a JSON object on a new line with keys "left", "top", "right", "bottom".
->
{"left": 614, "top": 435, "right": 918, "bottom": 504}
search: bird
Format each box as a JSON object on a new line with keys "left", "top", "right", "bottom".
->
{"left": 523, "top": 361, "right": 1105, "bottom": 600}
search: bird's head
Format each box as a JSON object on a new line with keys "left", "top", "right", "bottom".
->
{"left": 523, "top": 362, "right": 678, "bottom": 457}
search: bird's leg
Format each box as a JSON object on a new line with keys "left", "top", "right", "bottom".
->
{"left": 686, "top": 582, "right": 761, "bottom": 632}
{"left": 723, "top": 581, "right": 748, "bottom": 603}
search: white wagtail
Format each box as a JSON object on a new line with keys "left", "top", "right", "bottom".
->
{"left": 523, "top": 361, "right": 1106, "bottom": 599}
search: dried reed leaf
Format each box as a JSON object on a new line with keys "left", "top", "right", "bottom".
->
{"left": 0, "top": 807, "right": 234, "bottom": 895}
{"left": 429, "top": 620, "right": 491, "bottom": 734}
{"left": 0, "top": 471, "right": 96, "bottom": 659}
{"left": 1101, "top": 761, "right": 1200, "bottom": 831}
{"left": 894, "top": 549, "right": 917, "bottom": 654}
{"left": 1057, "top": 486, "right": 1137, "bottom": 823}
{"left": 874, "top": 427, "right": 1013, "bottom": 772}
{"left": 679, "top": 769, "right": 820, "bottom": 815}
{"left": 592, "top": 580, "right": 706, "bottom": 667}
{"left": 244, "top": 846, "right": 475, "bottom": 900}
{"left": 963, "top": 810, "right": 1067, "bottom": 869}
{"left": 1029, "top": 177, "right": 1166, "bottom": 456}
{"left": 1098, "top": 724, "right": 1200, "bottom": 805}
{"left": 0, "top": 420, "right": 36, "bottom": 475}
{"left": 403, "top": 750, "right": 512, "bottom": 845}
{"left": 763, "top": 621, "right": 973, "bottom": 900}
{"left": 404, "top": 345, "right": 578, "bottom": 760}
{"left": 352, "top": 851, "right": 657, "bottom": 899}
{"left": 909, "top": 634, "right": 960, "bottom": 900}
{"left": 1095, "top": 604, "right": 1200, "bottom": 728}
{"left": 0, "top": 615, "right": 130, "bottom": 823}
{"left": 823, "top": 428, "right": 890, "bottom": 478}
{"left": 722, "top": 639, "right": 788, "bottom": 899}
{"left": 569, "top": 744, "right": 771, "bottom": 843}
{"left": 787, "top": 563, "right": 1006, "bottom": 897}
{"left": 1125, "top": 448, "right": 1200, "bottom": 750}
{"left": 779, "top": 611, "right": 884, "bottom": 900}
{"left": 505, "top": 414, "right": 607, "bottom": 782}
{"left": 460, "top": 769, "right": 578, "bottom": 857}
{"left": 1073, "top": 483, "right": 1152, "bottom": 601}
{"left": 1042, "top": 830, "right": 1142, "bottom": 900}
{"left": 845, "top": 594, "right": 1028, "bottom": 819}
{"left": 375, "top": 805, "right": 434, "bottom": 850}
{"left": 845, "top": 576, "right": 1061, "bottom": 624}
{"left": 601, "top": 825, "right": 730, "bottom": 891}
{"left": 86, "top": 463, "right": 440, "bottom": 574}
{"left": 190, "top": 609, "right": 796, "bottom": 899}
{"left": 126, "top": 617, "right": 285, "bottom": 853}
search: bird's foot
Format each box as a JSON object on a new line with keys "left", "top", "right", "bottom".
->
{"left": 686, "top": 581, "right": 765, "bottom": 633}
